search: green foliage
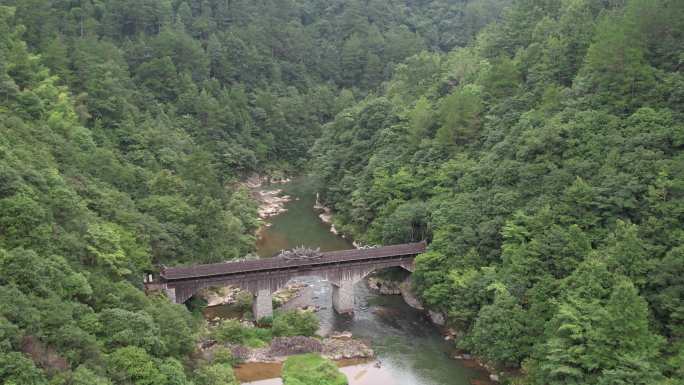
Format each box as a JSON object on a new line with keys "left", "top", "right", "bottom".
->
{"left": 193, "top": 362, "right": 239, "bottom": 385}
{"left": 235, "top": 290, "right": 254, "bottom": 312}
{"left": 369, "top": 200, "right": 430, "bottom": 244}
{"left": 413, "top": 251, "right": 453, "bottom": 309}
{"left": 212, "top": 347, "right": 239, "bottom": 366}
{"left": 85, "top": 222, "right": 149, "bottom": 277}
{"left": 159, "top": 358, "right": 192, "bottom": 385}
{"left": 0, "top": 351, "right": 48, "bottom": 385}
{"left": 436, "top": 86, "right": 484, "bottom": 145}
{"left": 577, "top": 2, "right": 656, "bottom": 114}
{"left": 71, "top": 366, "right": 113, "bottom": 385}
{"left": 145, "top": 297, "right": 196, "bottom": 357}
{"left": 0, "top": 248, "right": 92, "bottom": 299}
{"left": 106, "top": 346, "right": 167, "bottom": 385}
{"left": 272, "top": 310, "right": 320, "bottom": 337}
{"left": 212, "top": 319, "right": 272, "bottom": 348}
{"left": 311, "top": 1, "right": 684, "bottom": 383}
{"left": 527, "top": 262, "right": 664, "bottom": 385}
{"left": 407, "top": 96, "right": 435, "bottom": 146}
{"left": 98, "top": 308, "right": 162, "bottom": 353}
{"left": 0, "top": 316, "right": 20, "bottom": 352}
{"left": 460, "top": 286, "right": 532, "bottom": 367}
{"left": 0, "top": 2, "right": 369, "bottom": 382}
{"left": 649, "top": 245, "right": 684, "bottom": 342}
{"left": 0, "top": 0, "right": 681, "bottom": 384}
{"left": 282, "top": 354, "right": 348, "bottom": 385}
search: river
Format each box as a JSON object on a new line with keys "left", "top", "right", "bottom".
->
{"left": 239, "top": 177, "right": 492, "bottom": 385}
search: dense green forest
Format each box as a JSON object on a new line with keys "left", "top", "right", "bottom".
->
{"left": 0, "top": 0, "right": 682, "bottom": 384}
{"left": 312, "top": 0, "right": 684, "bottom": 383}
{"left": 0, "top": 0, "right": 503, "bottom": 383}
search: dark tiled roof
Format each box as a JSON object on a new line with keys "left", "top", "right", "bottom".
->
{"left": 161, "top": 242, "right": 426, "bottom": 281}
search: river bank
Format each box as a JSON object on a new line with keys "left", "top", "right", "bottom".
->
{"left": 252, "top": 176, "right": 352, "bottom": 257}
{"left": 199, "top": 332, "right": 374, "bottom": 364}
{"left": 200, "top": 272, "right": 502, "bottom": 384}
{"left": 230, "top": 176, "right": 494, "bottom": 384}
{"left": 231, "top": 334, "right": 372, "bottom": 363}
{"left": 245, "top": 174, "right": 293, "bottom": 220}
{"left": 364, "top": 272, "right": 507, "bottom": 383}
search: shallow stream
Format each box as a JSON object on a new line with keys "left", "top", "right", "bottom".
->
{"left": 236, "top": 178, "right": 491, "bottom": 385}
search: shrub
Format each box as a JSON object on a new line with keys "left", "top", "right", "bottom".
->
{"left": 212, "top": 319, "right": 272, "bottom": 347}
{"left": 272, "top": 310, "right": 319, "bottom": 337}
{"left": 235, "top": 291, "right": 253, "bottom": 311}
{"left": 245, "top": 327, "right": 272, "bottom": 347}
{"left": 282, "top": 354, "right": 347, "bottom": 385}
{"left": 194, "top": 362, "right": 238, "bottom": 385}
{"left": 212, "top": 320, "right": 244, "bottom": 344}
{"left": 212, "top": 347, "right": 237, "bottom": 365}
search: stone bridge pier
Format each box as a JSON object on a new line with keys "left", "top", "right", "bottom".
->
{"left": 247, "top": 274, "right": 366, "bottom": 320}
{"left": 250, "top": 280, "right": 359, "bottom": 320}
{"left": 248, "top": 271, "right": 392, "bottom": 318}
{"left": 252, "top": 288, "right": 273, "bottom": 320}
{"left": 331, "top": 278, "right": 356, "bottom": 314}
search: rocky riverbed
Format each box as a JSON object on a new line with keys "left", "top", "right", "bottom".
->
{"left": 245, "top": 174, "right": 293, "bottom": 220}
{"left": 199, "top": 282, "right": 311, "bottom": 312}
{"left": 367, "top": 274, "right": 403, "bottom": 295}
{"left": 200, "top": 333, "right": 373, "bottom": 364}
{"left": 238, "top": 176, "right": 495, "bottom": 384}
{"left": 315, "top": 204, "right": 341, "bottom": 235}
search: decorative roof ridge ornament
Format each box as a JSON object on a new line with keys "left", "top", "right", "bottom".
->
{"left": 278, "top": 246, "right": 323, "bottom": 261}
{"left": 357, "top": 244, "right": 380, "bottom": 249}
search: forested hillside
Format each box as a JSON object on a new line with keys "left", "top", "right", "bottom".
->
{"left": 312, "top": 0, "right": 684, "bottom": 383}
{"left": 0, "top": 0, "right": 506, "bottom": 384}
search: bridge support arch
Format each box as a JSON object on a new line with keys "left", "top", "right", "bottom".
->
{"left": 329, "top": 263, "right": 414, "bottom": 314}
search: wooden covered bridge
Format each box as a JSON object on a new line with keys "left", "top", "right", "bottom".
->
{"left": 145, "top": 242, "right": 426, "bottom": 319}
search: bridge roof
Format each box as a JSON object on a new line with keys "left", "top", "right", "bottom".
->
{"left": 160, "top": 242, "right": 426, "bottom": 281}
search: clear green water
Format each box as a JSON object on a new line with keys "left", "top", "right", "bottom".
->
{"left": 246, "top": 177, "right": 490, "bottom": 385}
{"left": 256, "top": 178, "right": 352, "bottom": 257}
